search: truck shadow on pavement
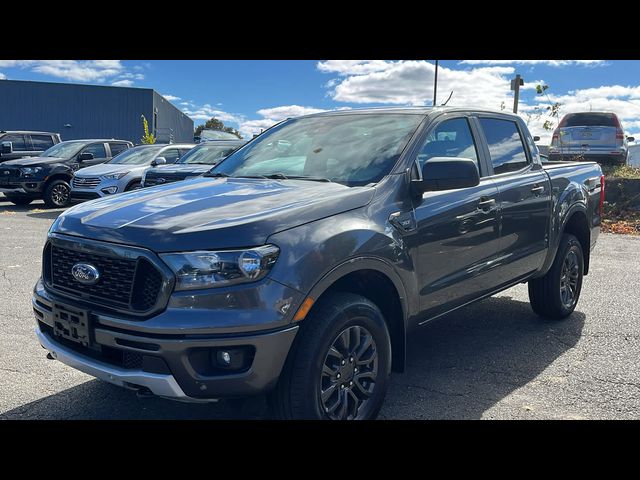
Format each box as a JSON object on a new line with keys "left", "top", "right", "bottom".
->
{"left": 2, "top": 295, "right": 584, "bottom": 420}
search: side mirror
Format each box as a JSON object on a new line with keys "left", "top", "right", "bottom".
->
{"left": 627, "top": 136, "right": 635, "bottom": 143}
{"left": 1, "top": 141, "right": 13, "bottom": 155}
{"left": 413, "top": 157, "right": 480, "bottom": 193}
{"left": 533, "top": 136, "right": 541, "bottom": 142}
{"left": 152, "top": 156, "right": 167, "bottom": 166}
{"left": 78, "top": 152, "right": 94, "bottom": 162}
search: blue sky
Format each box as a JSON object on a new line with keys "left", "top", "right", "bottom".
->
{"left": 2, "top": 60, "right": 640, "bottom": 141}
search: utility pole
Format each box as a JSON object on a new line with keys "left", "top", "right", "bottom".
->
{"left": 433, "top": 60, "right": 439, "bottom": 106}
{"left": 510, "top": 74, "right": 524, "bottom": 113}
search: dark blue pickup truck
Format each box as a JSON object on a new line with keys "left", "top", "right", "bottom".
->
{"left": 33, "top": 107, "right": 603, "bottom": 419}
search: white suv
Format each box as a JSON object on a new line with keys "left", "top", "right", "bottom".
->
{"left": 71, "top": 143, "right": 195, "bottom": 200}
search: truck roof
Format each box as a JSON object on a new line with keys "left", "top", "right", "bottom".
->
{"left": 0, "top": 130, "right": 60, "bottom": 135}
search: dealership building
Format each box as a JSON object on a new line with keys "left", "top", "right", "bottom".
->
{"left": 0, "top": 79, "right": 194, "bottom": 144}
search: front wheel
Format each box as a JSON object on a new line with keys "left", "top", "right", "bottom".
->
{"left": 528, "top": 233, "right": 584, "bottom": 319}
{"left": 269, "top": 292, "right": 392, "bottom": 420}
{"left": 43, "top": 179, "right": 71, "bottom": 208}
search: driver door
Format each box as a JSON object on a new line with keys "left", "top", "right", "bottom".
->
{"left": 74, "top": 142, "right": 109, "bottom": 171}
{"left": 412, "top": 116, "right": 503, "bottom": 320}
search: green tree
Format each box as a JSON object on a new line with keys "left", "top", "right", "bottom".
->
{"left": 194, "top": 117, "right": 242, "bottom": 139}
{"left": 140, "top": 115, "right": 156, "bottom": 144}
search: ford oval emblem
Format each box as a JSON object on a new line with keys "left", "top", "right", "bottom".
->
{"left": 71, "top": 263, "right": 100, "bottom": 285}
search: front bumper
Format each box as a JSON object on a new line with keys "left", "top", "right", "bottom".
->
{"left": 71, "top": 179, "right": 125, "bottom": 199}
{"left": 33, "top": 281, "right": 301, "bottom": 400}
{"left": 0, "top": 180, "right": 45, "bottom": 196}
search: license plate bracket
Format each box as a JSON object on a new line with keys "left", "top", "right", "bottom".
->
{"left": 52, "top": 302, "right": 91, "bottom": 347}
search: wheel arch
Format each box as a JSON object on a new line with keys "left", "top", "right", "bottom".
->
{"left": 301, "top": 257, "right": 408, "bottom": 373}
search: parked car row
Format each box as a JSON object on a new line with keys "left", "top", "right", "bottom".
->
{"left": 0, "top": 136, "right": 246, "bottom": 208}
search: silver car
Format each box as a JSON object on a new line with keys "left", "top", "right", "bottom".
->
{"left": 548, "top": 111, "right": 635, "bottom": 165}
{"left": 71, "top": 143, "right": 195, "bottom": 200}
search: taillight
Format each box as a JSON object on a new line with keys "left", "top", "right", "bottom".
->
{"left": 616, "top": 129, "right": 625, "bottom": 140}
{"left": 551, "top": 128, "right": 560, "bottom": 146}
{"left": 599, "top": 174, "right": 605, "bottom": 217}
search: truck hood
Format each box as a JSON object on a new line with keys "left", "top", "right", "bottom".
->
{"left": 145, "top": 164, "right": 212, "bottom": 175}
{"left": 75, "top": 163, "right": 144, "bottom": 176}
{"left": 2, "top": 156, "right": 65, "bottom": 167}
{"left": 52, "top": 177, "right": 375, "bottom": 251}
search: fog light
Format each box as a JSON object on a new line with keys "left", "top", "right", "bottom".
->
{"left": 218, "top": 351, "right": 231, "bottom": 366}
{"left": 211, "top": 346, "right": 254, "bottom": 371}
{"left": 101, "top": 186, "right": 118, "bottom": 195}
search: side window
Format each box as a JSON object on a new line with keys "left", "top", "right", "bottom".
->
{"left": 109, "top": 142, "right": 128, "bottom": 157}
{"left": 81, "top": 143, "right": 107, "bottom": 159}
{"left": 161, "top": 148, "right": 180, "bottom": 163}
{"left": 479, "top": 118, "right": 529, "bottom": 175}
{"left": 179, "top": 148, "right": 192, "bottom": 157}
{"left": 416, "top": 118, "right": 480, "bottom": 171}
{"left": 30, "top": 135, "right": 55, "bottom": 151}
{"left": 3, "top": 134, "right": 28, "bottom": 151}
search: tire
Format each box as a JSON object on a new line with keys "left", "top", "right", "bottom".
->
{"left": 528, "top": 233, "right": 584, "bottom": 319}
{"left": 43, "top": 179, "right": 71, "bottom": 208}
{"left": 4, "top": 195, "right": 33, "bottom": 206}
{"left": 125, "top": 181, "right": 142, "bottom": 192}
{"left": 269, "top": 292, "right": 392, "bottom": 420}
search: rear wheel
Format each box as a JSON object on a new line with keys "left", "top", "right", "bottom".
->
{"left": 528, "top": 233, "right": 584, "bottom": 319}
{"left": 43, "top": 179, "right": 71, "bottom": 208}
{"left": 269, "top": 292, "right": 392, "bottom": 420}
{"left": 4, "top": 195, "right": 33, "bottom": 206}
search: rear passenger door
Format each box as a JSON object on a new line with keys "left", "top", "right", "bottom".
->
{"left": 413, "top": 115, "right": 503, "bottom": 318}
{"left": 108, "top": 142, "right": 129, "bottom": 158}
{"left": 476, "top": 116, "right": 551, "bottom": 280}
{"left": 160, "top": 148, "right": 181, "bottom": 164}
{"left": 28, "top": 134, "right": 55, "bottom": 154}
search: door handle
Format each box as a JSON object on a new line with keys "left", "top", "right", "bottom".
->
{"left": 478, "top": 197, "right": 496, "bottom": 211}
{"left": 531, "top": 185, "right": 544, "bottom": 195}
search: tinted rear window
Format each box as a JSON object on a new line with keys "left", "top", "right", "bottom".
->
{"left": 563, "top": 113, "right": 617, "bottom": 127}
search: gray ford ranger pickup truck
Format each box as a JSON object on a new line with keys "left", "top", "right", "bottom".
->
{"left": 33, "top": 107, "right": 603, "bottom": 420}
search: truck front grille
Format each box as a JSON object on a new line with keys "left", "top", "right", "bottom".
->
{"left": 46, "top": 244, "right": 164, "bottom": 313}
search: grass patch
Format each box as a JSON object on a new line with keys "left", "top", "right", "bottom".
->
{"left": 601, "top": 165, "right": 640, "bottom": 179}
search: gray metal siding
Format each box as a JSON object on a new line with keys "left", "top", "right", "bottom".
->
{"left": 152, "top": 91, "right": 194, "bottom": 143}
{"left": 0, "top": 80, "right": 192, "bottom": 144}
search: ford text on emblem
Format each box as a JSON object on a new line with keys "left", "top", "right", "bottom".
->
{"left": 71, "top": 263, "right": 100, "bottom": 285}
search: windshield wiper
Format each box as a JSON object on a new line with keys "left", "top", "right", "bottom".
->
{"left": 203, "top": 172, "right": 231, "bottom": 178}
{"left": 286, "top": 175, "right": 332, "bottom": 183}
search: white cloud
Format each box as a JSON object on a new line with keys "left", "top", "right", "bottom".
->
{"left": 0, "top": 60, "right": 147, "bottom": 83}
{"left": 319, "top": 60, "right": 516, "bottom": 107}
{"left": 111, "top": 79, "right": 134, "bottom": 87}
{"left": 0, "top": 72, "right": 5, "bottom": 80}
{"left": 460, "top": 60, "right": 606, "bottom": 67}
{"left": 161, "top": 94, "right": 181, "bottom": 101}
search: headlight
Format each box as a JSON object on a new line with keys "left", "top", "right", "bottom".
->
{"left": 161, "top": 245, "right": 280, "bottom": 291}
{"left": 102, "top": 171, "right": 129, "bottom": 180}
{"left": 20, "top": 167, "right": 43, "bottom": 175}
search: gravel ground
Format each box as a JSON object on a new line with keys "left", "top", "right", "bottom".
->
{"left": 1, "top": 197, "right": 639, "bottom": 419}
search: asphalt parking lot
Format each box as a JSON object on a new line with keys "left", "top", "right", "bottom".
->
{"left": 1, "top": 196, "right": 639, "bottom": 420}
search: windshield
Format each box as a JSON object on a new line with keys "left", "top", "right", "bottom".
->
{"left": 108, "top": 146, "right": 162, "bottom": 165}
{"left": 563, "top": 113, "right": 618, "bottom": 127}
{"left": 200, "top": 130, "right": 241, "bottom": 141}
{"left": 178, "top": 144, "right": 239, "bottom": 165}
{"left": 40, "top": 141, "right": 86, "bottom": 159}
{"left": 211, "top": 114, "right": 423, "bottom": 186}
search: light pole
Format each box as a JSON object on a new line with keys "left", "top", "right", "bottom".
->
{"left": 510, "top": 74, "right": 524, "bottom": 113}
{"left": 433, "top": 60, "right": 439, "bottom": 106}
